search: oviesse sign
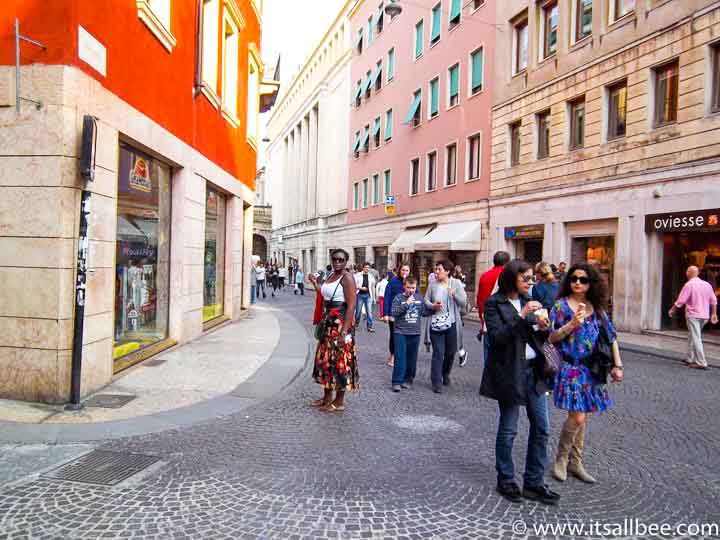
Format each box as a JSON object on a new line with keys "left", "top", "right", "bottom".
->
{"left": 645, "top": 209, "right": 720, "bottom": 233}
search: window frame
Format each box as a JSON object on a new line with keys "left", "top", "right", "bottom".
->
{"left": 362, "top": 177, "right": 369, "bottom": 208}
{"left": 469, "top": 46, "right": 484, "bottom": 96}
{"left": 652, "top": 59, "right": 679, "bottom": 128}
{"left": 571, "top": 0, "right": 592, "bottom": 44}
{"left": 539, "top": 0, "right": 559, "bottom": 62}
{"left": 385, "top": 109, "right": 394, "bottom": 141}
{"left": 374, "top": 116, "right": 382, "bottom": 148}
{"left": 448, "top": 62, "right": 460, "bottom": 108}
{"left": 426, "top": 150, "right": 438, "bottom": 192}
{"left": 569, "top": 96, "right": 586, "bottom": 150}
{"left": 508, "top": 122, "right": 521, "bottom": 167}
{"left": 472, "top": 0, "right": 486, "bottom": 11}
{"left": 449, "top": 0, "right": 462, "bottom": 30}
{"left": 375, "top": 59, "right": 383, "bottom": 92}
{"left": 199, "top": 0, "right": 220, "bottom": 105}
{"left": 137, "top": 0, "right": 176, "bottom": 52}
{"left": 410, "top": 157, "right": 420, "bottom": 196}
{"left": 430, "top": 2, "right": 442, "bottom": 46}
{"left": 353, "top": 182, "right": 360, "bottom": 210}
{"left": 357, "top": 29, "right": 364, "bottom": 55}
{"left": 429, "top": 76, "right": 440, "bottom": 119}
{"left": 363, "top": 124, "right": 371, "bottom": 152}
{"left": 372, "top": 173, "right": 381, "bottom": 206}
{"left": 606, "top": 80, "right": 627, "bottom": 140}
{"left": 221, "top": 10, "right": 241, "bottom": 125}
{"left": 387, "top": 48, "right": 396, "bottom": 82}
{"left": 536, "top": 109, "right": 551, "bottom": 160}
{"left": 712, "top": 43, "right": 720, "bottom": 113}
{"left": 512, "top": 15, "right": 529, "bottom": 76}
{"left": 415, "top": 19, "right": 424, "bottom": 60}
{"left": 384, "top": 169, "right": 392, "bottom": 198}
{"left": 445, "top": 141, "right": 458, "bottom": 186}
{"left": 466, "top": 131, "right": 482, "bottom": 181}
{"left": 610, "top": 0, "right": 635, "bottom": 25}
{"left": 412, "top": 88, "right": 422, "bottom": 127}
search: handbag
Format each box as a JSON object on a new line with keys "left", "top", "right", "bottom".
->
{"left": 541, "top": 341, "right": 562, "bottom": 378}
{"left": 430, "top": 283, "right": 453, "bottom": 332}
{"left": 585, "top": 312, "right": 613, "bottom": 383}
{"left": 314, "top": 279, "right": 343, "bottom": 342}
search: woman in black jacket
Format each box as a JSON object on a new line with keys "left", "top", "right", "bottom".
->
{"left": 480, "top": 259, "right": 560, "bottom": 506}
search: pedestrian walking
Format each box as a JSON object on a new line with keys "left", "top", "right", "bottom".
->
{"left": 376, "top": 273, "right": 389, "bottom": 318}
{"left": 369, "top": 263, "right": 380, "bottom": 282}
{"left": 294, "top": 267, "right": 305, "bottom": 295}
{"left": 476, "top": 252, "right": 511, "bottom": 366}
{"left": 549, "top": 263, "right": 624, "bottom": 485}
{"left": 383, "top": 264, "right": 411, "bottom": 367}
{"left": 278, "top": 265, "right": 288, "bottom": 290}
{"left": 668, "top": 265, "right": 718, "bottom": 370}
{"left": 268, "top": 264, "right": 280, "bottom": 297}
{"left": 479, "top": 259, "right": 559, "bottom": 505}
{"left": 554, "top": 261, "right": 567, "bottom": 283}
{"left": 424, "top": 260, "right": 467, "bottom": 393}
{"left": 390, "top": 277, "right": 432, "bottom": 392}
{"left": 308, "top": 249, "right": 359, "bottom": 412}
{"left": 354, "top": 262, "right": 377, "bottom": 332}
{"left": 255, "top": 262, "right": 267, "bottom": 300}
{"left": 531, "top": 262, "right": 560, "bottom": 310}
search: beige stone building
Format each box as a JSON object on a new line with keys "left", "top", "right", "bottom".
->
{"left": 489, "top": 0, "right": 720, "bottom": 335}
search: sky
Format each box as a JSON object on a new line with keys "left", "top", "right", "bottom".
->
{"left": 258, "top": 0, "right": 348, "bottom": 165}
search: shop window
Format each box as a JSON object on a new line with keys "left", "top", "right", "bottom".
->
{"left": 610, "top": 0, "right": 634, "bottom": 23}
{"left": 467, "top": 133, "right": 481, "bottom": 179}
{"left": 540, "top": 1, "right": 558, "bottom": 61}
{"left": 713, "top": 44, "right": 720, "bottom": 113}
{"left": 607, "top": 80, "right": 627, "bottom": 140}
{"left": 448, "top": 63, "right": 460, "bottom": 107}
{"left": 222, "top": 15, "right": 240, "bottom": 120}
{"left": 569, "top": 97, "right": 586, "bottom": 149}
{"left": 415, "top": 20, "right": 424, "bottom": 59}
{"left": 429, "top": 77, "right": 440, "bottom": 118}
{"left": 509, "top": 121, "right": 521, "bottom": 166}
{"left": 571, "top": 236, "right": 615, "bottom": 315}
{"left": 446, "top": 142, "right": 457, "bottom": 186}
{"left": 430, "top": 3, "right": 442, "bottom": 45}
{"left": 387, "top": 48, "right": 395, "bottom": 81}
{"left": 203, "top": 187, "right": 226, "bottom": 323}
{"left": 427, "top": 150, "right": 437, "bottom": 191}
{"left": 362, "top": 178, "right": 369, "bottom": 208}
{"left": 372, "top": 174, "right": 380, "bottom": 205}
{"left": 537, "top": 110, "right": 551, "bottom": 159}
{"left": 410, "top": 158, "right": 420, "bottom": 195}
{"left": 201, "top": 0, "right": 219, "bottom": 95}
{"left": 449, "top": 0, "right": 462, "bottom": 29}
{"left": 384, "top": 169, "right": 392, "bottom": 197}
{"left": 653, "top": 60, "right": 679, "bottom": 127}
{"left": 114, "top": 145, "right": 171, "bottom": 365}
{"left": 385, "top": 109, "right": 393, "bottom": 141}
{"left": 470, "top": 47, "right": 483, "bottom": 95}
{"left": 573, "top": 0, "right": 592, "bottom": 43}
{"left": 513, "top": 15, "right": 529, "bottom": 75}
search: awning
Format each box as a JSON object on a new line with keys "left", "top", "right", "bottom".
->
{"left": 371, "top": 118, "right": 381, "bottom": 138}
{"left": 359, "top": 129, "right": 370, "bottom": 151}
{"left": 362, "top": 72, "right": 373, "bottom": 93}
{"left": 415, "top": 221, "right": 482, "bottom": 252}
{"left": 389, "top": 225, "right": 435, "bottom": 254}
{"left": 352, "top": 133, "right": 360, "bottom": 153}
{"left": 402, "top": 93, "right": 421, "bottom": 124}
{"left": 370, "top": 63, "right": 382, "bottom": 87}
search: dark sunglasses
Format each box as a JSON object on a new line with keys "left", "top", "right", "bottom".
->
{"left": 570, "top": 275, "right": 590, "bottom": 284}
{"left": 521, "top": 275, "right": 534, "bottom": 283}
{"left": 332, "top": 257, "right": 346, "bottom": 263}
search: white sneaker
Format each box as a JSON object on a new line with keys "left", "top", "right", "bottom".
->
{"left": 458, "top": 349, "right": 468, "bottom": 367}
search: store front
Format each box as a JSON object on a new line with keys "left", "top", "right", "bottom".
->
{"left": 113, "top": 144, "right": 173, "bottom": 372}
{"left": 203, "top": 186, "right": 227, "bottom": 326}
{"left": 647, "top": 209, "right": 720, "bottom": 337}
{"left": 353, "top": 247, "right": 367, "bottom": 266}
{"left": 504, "top": 225, "right": 544, "bottom": 266}
{"left": 373, "top": 246, "right": 389, "bottom": 275}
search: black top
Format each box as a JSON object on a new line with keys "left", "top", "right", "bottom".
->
{"left": 361, "top": 274, "right": 369, "bottom": 292}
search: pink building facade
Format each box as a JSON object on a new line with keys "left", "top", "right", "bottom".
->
{"left": 338, "top": 0, "right": 495, "bottom": 298}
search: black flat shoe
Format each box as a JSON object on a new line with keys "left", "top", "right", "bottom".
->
{"left": 432, "top": 386, "right": 442, "bottom": 394}
{"left": 442, "top": 376, "right": 450, "bottom": 386}
{"left": 496, "top": 482, "right": 523, "bottom": 503}
{"left": 522, "top": 484, "right": 560, "bottom": 505}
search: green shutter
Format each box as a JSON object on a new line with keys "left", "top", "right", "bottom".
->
{"left": 430, "top": 79, "right": 439, "bottom": 115}
{"left": 471, "top": 49, "right": 483, "bottom": 92}
{"left": 353, "top": 82, "right": 362, "bottom": 100}
{"left": 387, "top": 49, "right": 395, "bottom": 79}
{"left": 368, "top": 16, "right": 373, "bottom": 44}
{"left": 402, "top": 93, "right": 421, "bottom": 124}
{"left": 370, "top": 63, "right": 382, "bottom": 87}
{"left": 352, "top": 132, "right": 360, "bottom": 152}
{"left": 450, "top": 65, "right": 459, "bottom": 97}
{"left": 362, "top": 72, "right": 373, "bottom": 93}
{"left": 431, "top": 5, "right": 441, "bottom": 42}
{"left": 360, "top": 128, "right": 370, "bottom": 150}
{"left": 372, "top": 117, "right": 381, "bottom": 138}
{"left": 384, "top": 171, "right": 391, "bottom": 195}
{"left": 385, "top": 110, "right": 393, "bottom": 140}
{"left": 415, "top": 21, "right": 424, "bottom": 58}
{"left": 450, "top": 0, "right": 461, "bottom": 21}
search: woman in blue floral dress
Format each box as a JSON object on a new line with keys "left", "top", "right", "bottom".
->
{"left": 549, "top": 263, "right": 624, "bottom": 484}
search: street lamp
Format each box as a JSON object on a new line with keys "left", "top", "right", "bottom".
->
{"left": 384, "top": 0, "right": 402, "bottom": 17}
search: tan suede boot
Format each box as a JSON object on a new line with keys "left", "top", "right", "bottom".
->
{"left": 568, "top": 422, "right": 597, "bottom": 484}
{"left": 552, "top": 418, "right": 578, "bottom": 482}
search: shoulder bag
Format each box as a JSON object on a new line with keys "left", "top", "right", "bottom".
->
{"left": 585, "top": 311, "right": 613, "bottom": 383}
{"left": 314, "top": 279, "right": 343, "bottom": 341}
{"left": 541, "top": 341, "right": 562, "bottom": 378}
{"left": 430, "top": 283, "right": 453, "bottom": 332}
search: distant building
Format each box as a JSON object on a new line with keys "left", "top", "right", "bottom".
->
{"left": 253, "top": 167, "right": 271, "bottom": 261}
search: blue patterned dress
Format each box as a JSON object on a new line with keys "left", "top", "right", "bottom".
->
{"left": 549, "top": 298, "right": 616, "bottom": 413}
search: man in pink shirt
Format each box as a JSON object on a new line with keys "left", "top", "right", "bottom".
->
{"left": 669, "top": 266, "right": 718, "bottom": 369}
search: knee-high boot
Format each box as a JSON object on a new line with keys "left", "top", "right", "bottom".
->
{"left": 552, "top": 417, "right": 578, "bottom": 482}
{"left": 568, "top": 421, "right": 597, "bottom": 483}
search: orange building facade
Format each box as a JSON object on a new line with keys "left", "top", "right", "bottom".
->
{"left": 0, "top": 0, "right": 266, "bottom": 403}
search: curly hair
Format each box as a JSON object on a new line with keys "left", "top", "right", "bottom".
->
{"left": 557, "top": 262, "right": 608, "bottom": 312}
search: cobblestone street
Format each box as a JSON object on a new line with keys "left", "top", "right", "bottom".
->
{"left": 1, "top": 292, "right": 719, "bottom": 539}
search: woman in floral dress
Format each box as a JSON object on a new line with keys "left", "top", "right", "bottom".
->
{"left": 549, "top": 263, "right": 624, "bottom": 484}
{"left": 308, "top": 249, "right": 358, "bottom": 412}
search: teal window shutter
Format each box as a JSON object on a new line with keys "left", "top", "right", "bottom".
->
{"left": 450, "top": 0, "right": 461, "bottom": 22}
{"left": 360, "top": 127, "right": 370, "bottom": 150}
{"left": 368, "top": 15, "right": 374, "bottom": 44}
{"left": 402, "top": 93, "right": 421, "bottom": 124}
{"left": 430, "top": 79, "right": 439, "bottom": 115}
{"left": 430, "top": 5, "right": 441, "bottom": 42}
{"left": 352, "top": 132, "right": 360, "bottom": 152}
{"left": 370, "top": 63, "right": 382, "bottom": 87}
{"left": 387, "top": 48, "right": 395, "bottom": 80}
{"left": 385, "top": 110, "right": 393, "bottom": 140}
{"left": 363, "top": 72, "right": 373, "bottom": 93}
{"left": 373, "top": 117, "right": 381, "bottom": 138}
{"left": 450, "top": 65, "right": 459, "bottom": 97}
{"left": 415, "top": 20, "right": 424, "bottom": 58}
{"left": 471, "top": 48, "right": 483, "bottom": 93}
{"left": 384, "top": 170, "right": 391, "bottom": 195}
{"left": 354, "top": 82, "right": 362, "bottom": 100}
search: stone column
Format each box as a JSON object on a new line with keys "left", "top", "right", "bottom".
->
{"left": 228, "top": 195, "right": 245, "bottom": 318}
{"left": 301, "top": 114, "right": 310, "bottom": 223}
{"left": 308, "top": 105, "right": 319, "bottom": 219}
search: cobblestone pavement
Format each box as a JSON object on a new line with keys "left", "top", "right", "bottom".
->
{"left": 1, "top": 291, "right": 719, "bottom": 539}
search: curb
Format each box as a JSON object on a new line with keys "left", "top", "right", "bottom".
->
{"left": 619, "top": 342, "right": 719, "bottom": 368}
{"left": 0, "top": 307, "right": 312, "bottom": 444}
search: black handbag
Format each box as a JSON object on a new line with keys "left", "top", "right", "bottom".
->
{"left": 314, "top": 280, "right": 343, "bottom": 342}
{"left": 585, "top": 313, "right": 613, "bottom": 383}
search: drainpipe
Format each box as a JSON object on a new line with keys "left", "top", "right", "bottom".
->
{"left": 193, "top": 0, "right": 205, "bottom": 97}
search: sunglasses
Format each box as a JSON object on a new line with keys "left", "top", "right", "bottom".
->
{"left": 332, "top": 257, "right": 346, "bottom": 263}
{"left": 521, "top": 275, "right": 534, "bottom": 283}
{"left": 570, "top": 275, "right": 590, "bottom": 284}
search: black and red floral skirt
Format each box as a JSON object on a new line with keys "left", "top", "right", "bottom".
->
{"left": 313, "top": 308, "right": 359, "bottom": 391}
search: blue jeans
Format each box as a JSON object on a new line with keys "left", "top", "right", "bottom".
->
{"left": 355, "top": 293, "right": 373, "bottom": 330}
{"left": 256, "top": 280, "right": 266, "bottom": 299}
{"left": 392, "top": 333, "right": 420, "bottom": 385}
{"left": 495, "top": 367, "right": 550, "bottom": 488}
{"left": 251, "top": 284, "right": 256, "bottom": 304}
{"left": 429, "top": 323, "right": 457, "bottom": 387}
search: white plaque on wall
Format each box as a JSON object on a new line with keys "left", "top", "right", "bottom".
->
{"left": 78, "top": 26, "right": 107, "bottom": 77}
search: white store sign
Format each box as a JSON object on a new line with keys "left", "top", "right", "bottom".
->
{"left": 78, "top": 26, "right": 106, "bottom": 77}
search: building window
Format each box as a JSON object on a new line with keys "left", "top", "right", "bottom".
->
{"left": 363, "top": 125, "right": 370, "bottom": 152}
{"left": 222, "top": 15, "right": 240, "bottom": 120}
{"left": 375, "top": 60, "right": 383, "bottom": 92}
{"left": 537, "top": 110, "right": 551, "bottom": 159}
{"left": 509, "top": 122, "right": 521, "bottom": 165}
{"left": 569, "top": 97, "right": 586, "bottom": 149}
{"left": 247, "top": 53, "right": 260, "bottom": 140}
{"left": 574, "top": 0, "right": 592, "bottom": 42}
{"left": 448, "top": 63, "right": 460, "bottom": 107}
{"left": 712, "top": 44, "right": 720, "bottom": 113}
{"left": 114, "top": 144, "right": 171, "bottom": 363}
{"left": 372, "top": 174, "right": 380, "bottom": 205}
{"left": 410, "top": 158, "right": 420, "bottom": 195}
{"left": 513, "top": 16, "right": 529, "bottom": 74}
{"left": 427, "top": 151, "right": 437, "bottom": 191}
{"left": 540, "top": 1, "right": 558, "bottom": 60}
{"left": 403, "top": 89, "right": 422, "bottom": 127}
{"left": 384, "top": 169, "right": 392, "bottom": 196}
{"left": 430, "top": 3, "right": 442, "bottom": 45}
{"left": 449, "top": 0, "right": 462, "bottom": 29}
{"left": 446, "top": 142, "right": 457, "bottom": 186}
{"left": 201, "top": 0, "right": 219, "bottom": 94}
{"left": 470, "top": 47, "right": 483, "bottom": 95}
{"left": 654, "top": 60, "right": 679, "bottom": 127}
{"left": 377, "top": 3, "right": 385, "bottom": 33}
{"left": 611, "top": 0, "right": 634, "bottom": 23}
{"left": 387, "top": 48, "right": 395, "bottom": 81}
{"left": 415, "top": 20, "right": 424, "bottom": 59}
{"left": 357, "top": 29, "right": 364, "bottom": 54}
{"left": 365, "top": 69, "right": 372, "bottom": 99}
{"left": 473, "top": 0, "right": 485, "bottom": 9}
{"left": 352, "top": 130, "right": 361, "bottom": 157}
{"left": 374, "top": 116, "right": 382, "bottom": 147}
{"left": 385, "top": 109, "right": 393, "bottom": 141}
{"left": 429, "top": 77, "right": 440, "bottom": 118}
{"left": 203, "top": 186, "right": 226, "bottom": 323}
{"left": 607, "top": 80, "right": 627, "bottom": 140}
{"left": 368, "top": 14, "right": 374, "bottom": 45}
{"left": 353, "top": 182, "right": 360, "bottom": 210}
{"left": 354, "top": 80, "right": 362, "bottom": 107}
{"left": 467, "top": 133, "right": 481, "bottom": 179}
{"left": 362, "top": 178, "right": 369, "bottom": 208}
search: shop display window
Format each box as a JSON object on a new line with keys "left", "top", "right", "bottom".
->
{"left": 571, "top": 236, "right": 615, "bottom": 316}
{"left": 114, "top": 145, "right": 171, "bottom": 362}
{"left": 203, "top": 187, "right": 226, "bottom": 322}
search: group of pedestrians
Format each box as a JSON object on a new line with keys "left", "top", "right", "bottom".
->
{"left": 251, "top": 260, "right": 307, "bottom": 303}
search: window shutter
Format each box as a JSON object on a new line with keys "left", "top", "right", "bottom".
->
{"left": 450, "top": 0, "right": 462, "bottom": 21}
{"left": 450, "top": 65, "right": 459, "bottom": 96}
{"left": 373, "top": 117, "right": 381, "bottom": 138}
{"left": 431, "top": 5, "right": 441, "bottom": 42}
{"left": 430, "top": 80, "right": 439, "bottom": 114}
{"left": 471, "top": 49, "right": 483, "bottom": 91}
{"left": 385, "top": 110, "right": 393, "bottom": 139}
{"left": 388, "top": 49, "right": 395, "bottom": 79}
{"left": 402, "top": 93, "right": 422, "bottom": 124}
{"left": 415, "top": 21, "right": 424, "bottom": 58}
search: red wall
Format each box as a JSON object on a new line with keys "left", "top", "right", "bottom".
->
{"left": 0, "top": 0, "right": 260, "bottom": 189}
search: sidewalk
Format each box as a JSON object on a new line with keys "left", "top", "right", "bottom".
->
{"left": 0, "top": 305, "right": 311, "bottom": 443}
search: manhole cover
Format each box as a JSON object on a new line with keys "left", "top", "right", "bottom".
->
{"left": 83, "top": 394, "right": 136, "bottom": 409}
{"left": 42, "top": 450, "right": 161, "bottom": 486}
{"left": 143, "top": 358, "right": 167, "bottom": 367}
{"left": 391, "top": 415, "right": 463, "bottom": 434}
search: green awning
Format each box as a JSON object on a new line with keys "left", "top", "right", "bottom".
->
{"left": 431, "top": 4, "right": 441, "bottom": 41}
{"left": 450, "top": 0, "right": 462, "bottom": 21}
{"left": 402, "top": 93, "right": 421, "bottom": 124}
{"left": 449, "top": 65, "right": 459, "bottom": 97}
{"left": 471, "top": 49, "right": 483, "bottom": 91}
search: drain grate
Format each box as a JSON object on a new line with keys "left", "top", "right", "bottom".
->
{"left": 83, "top": 394, "right": 137, "bottom": 409}
{"left": 42, "top": 450, "right": 161, "bottom": 486}
{"left": 143, "top": 358, "right": 167, "bottom": 367}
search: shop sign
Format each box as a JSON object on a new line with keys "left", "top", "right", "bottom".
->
{"left": 645, "top": 209, "right": 720, "bottom": 233}
{"left": 505, "top": 224, "right": 544, "bottom": 240}
{"left": 385, "top": 194, "right": 396, "bottom": 216}
{"left": 129, "top": 157, "right": 152, "bottom": 193}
